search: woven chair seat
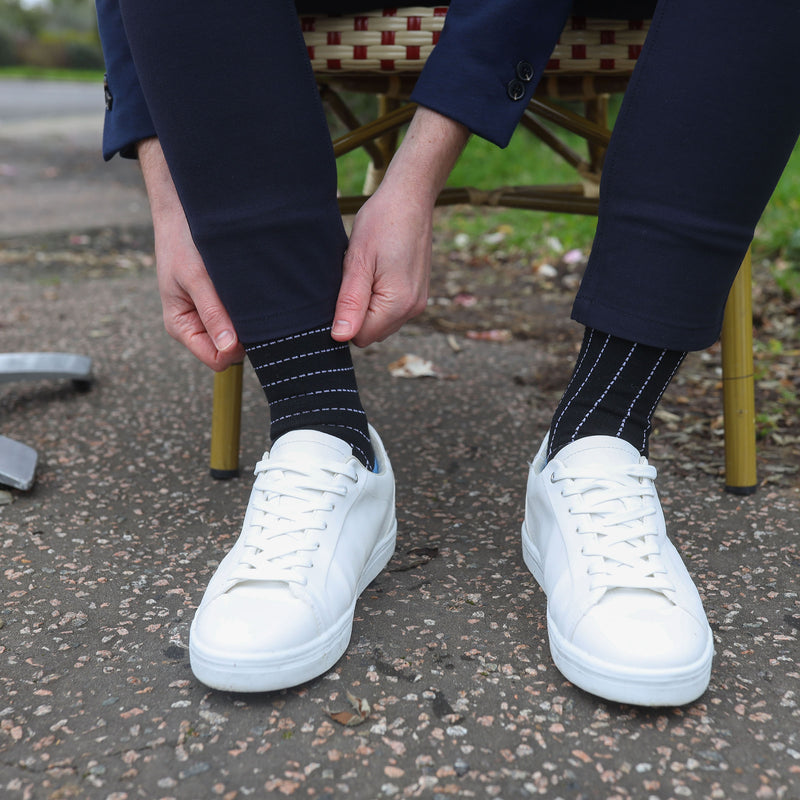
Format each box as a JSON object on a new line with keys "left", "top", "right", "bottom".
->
{"left": 301, "top": 7, "right": 649, "bottom": 75}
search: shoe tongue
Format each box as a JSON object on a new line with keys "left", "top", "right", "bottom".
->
{"left": 243, "top": 430, "right": 353, "bottom": 575}
{"left": 555, "top": 436, "right": 646, "bottom": 527}
{"left": 269, "top": 429, "right": 353, "bottom": 464}
{"left": 555, "top": 436, "right": 641, "bottom": 469}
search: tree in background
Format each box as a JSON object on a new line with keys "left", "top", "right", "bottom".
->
{"left": 0, "top": 0, "right": 102, "bottom": 69}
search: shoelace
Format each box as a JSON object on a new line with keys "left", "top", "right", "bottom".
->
{"left": 230, "top": 455, "right": 359, "bottom": 587}
{"left": 551, "top": 461, "right": 675, "bottom": 594}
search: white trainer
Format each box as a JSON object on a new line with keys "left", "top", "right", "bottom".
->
{"left": 189, "top": 425, "right": 396, "bottom": 692}
{"left": 522, "top": 435, "right": 714, "bottom": 706}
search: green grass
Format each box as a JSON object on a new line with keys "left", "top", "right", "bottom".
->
{"left": 0, "top": 65, "right": 104, "bottom": 81}
{"left": 440, "top": 127, "right": 601, "bottom": 254}
{"left": 335, "top": 99, "right": 602, "bottom": 255}
{"left": 335, "top": 95, "right": 800, "bottom": 283}
{"left": 754, "top": 142, "right": 800, "bottom": 259}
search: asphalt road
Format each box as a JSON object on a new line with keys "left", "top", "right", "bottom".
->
{"left": 0, "top": 78, "right": 151, "bottom": 237}
{"left": 0, "top": 77, "right": 104, "bottom": 122}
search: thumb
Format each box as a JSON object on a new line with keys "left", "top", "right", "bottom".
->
{"left": 332, "top": 248, "right": 373, "bottom": 342}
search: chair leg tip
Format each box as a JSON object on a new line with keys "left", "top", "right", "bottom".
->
{"left": 725, "top": 483, "right": 757, "bottom": 496}
{"left": 210, "top": 467, "right": 240, "bottom": 480}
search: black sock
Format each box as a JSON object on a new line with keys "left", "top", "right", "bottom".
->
{"left": 244, "top": 325, "right": 375, "bottom": 470}
{"left": 547, "top": 328, "right": 686, "bottom": 461}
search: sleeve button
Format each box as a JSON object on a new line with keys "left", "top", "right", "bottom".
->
{"left": 103, "top": 74, "right": 113, "bottom": 111}
{"left": 506, "top": 78, "right": 526, "bottom": 101}
{"left": 516, "top": 60, "right": 534, "bottom": 82}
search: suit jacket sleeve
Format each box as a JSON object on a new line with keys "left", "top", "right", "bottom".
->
{"left": 95, "top": 0, "right": 156, "bottom": 160}
{"left": 410, "top": 0, "right": 574, "bottom": 147}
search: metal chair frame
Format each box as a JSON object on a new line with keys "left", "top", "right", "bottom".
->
{"left": 0, "top": 353, "right": 93, "bottom": 490}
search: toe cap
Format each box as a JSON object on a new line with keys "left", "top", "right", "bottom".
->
{"left": 572, "top": 589, "right": 712, "bottom": 670}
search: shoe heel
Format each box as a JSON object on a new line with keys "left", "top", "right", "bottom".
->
{"left": 521, "top": 519, "right": 545, "bottom": 589}
{"left": 358, "top": 519, "right": 397, "bottom": 595}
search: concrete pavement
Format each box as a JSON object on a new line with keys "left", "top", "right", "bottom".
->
{"left": 1, "top": 80, "right": 798, "bottom": 800}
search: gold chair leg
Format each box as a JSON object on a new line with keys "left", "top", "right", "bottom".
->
{"left": 720, "top": 248, "right": 757, "bottom": 494}
{"left": 362, "top": 94, "right": 401, "bottom": 195}
{"left": 210, "top": 363, "right": 243, "bottom": 479}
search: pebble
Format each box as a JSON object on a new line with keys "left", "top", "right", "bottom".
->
{"left": 454, "top": 759, "right": 470, "bottom": 777}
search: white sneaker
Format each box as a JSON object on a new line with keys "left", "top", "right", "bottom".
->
{"left": 522, "top": 435, "right": 714, "bottom": 706}
{"left": 189, "top": 425, "right": 396, "bottom": 692}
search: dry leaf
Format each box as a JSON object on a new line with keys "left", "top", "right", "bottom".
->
{"left": 563, "top": 248, "right": 585, "bottom": 265}
{"left": 446, "top": 334, "right": 462, "bottom": 353}
{"left": 326, "top": 691, "right": 370, "bottom": 727}
{"left": 388, "top": 354, "right": 439, "bottom": 379}
{"left": 465, "top": 329, "right": 512, "bottom": 343}
{"left": 453, "top": 293, "right": 477, "bottom": 307}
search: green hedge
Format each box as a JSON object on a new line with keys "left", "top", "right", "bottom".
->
{"left": 1, "top": 29, "right": 103, "bottom": 70}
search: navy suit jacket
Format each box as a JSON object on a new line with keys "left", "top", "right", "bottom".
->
{"left": 95, "top": 0, "right": 653, "bottom": 159}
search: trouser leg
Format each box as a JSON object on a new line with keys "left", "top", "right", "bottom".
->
{"left": 573, "top": 0, "right": 800, "bottom": 351}
{"left": 119, "top": 0, "right": 383, "bottom": 466}
{"left": 118, "top": 0, "right": 346, "bottom": 342}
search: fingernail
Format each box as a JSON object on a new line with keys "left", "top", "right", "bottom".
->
{"left": 332, "top": 319, "right": 350, "bottom": 337}
{"left": 215, "top": 330, "right": 235, "bottom": 350}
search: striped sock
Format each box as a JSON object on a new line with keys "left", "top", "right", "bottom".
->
{"left": 547, "top": 328, "right": 686, "bottom": 461}
{"left": 244, "top": 325, "right": 375, "bottom": 470}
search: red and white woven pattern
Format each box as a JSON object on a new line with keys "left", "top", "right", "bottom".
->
{"left": 301, "top": 7, "right": 447, "bottom": 72}
{"left": 550, "top": 17, "right": 648, "bottom": 72}
{"left": 300, "top": 8, "right": 650, "bottom": 74}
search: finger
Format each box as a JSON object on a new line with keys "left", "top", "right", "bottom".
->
{"left": 187, "top": 326, "right": 244, "bottom": 371}
{"left": 163, "top": 287, "right": 242, "bottom": 371}
{"left": 332, "top": 248, "right": 373, "bottom": 342}
{"left": 354, "top": 283, "right": 430, "bottom": 347}
{"left": 165, "top": 305, "right": 223, "bottom": 370}
{"left": 187, "top": 277, "right": 240, "bottom": 357}
{"left": 349, "top": 293, "right": 407, "bottom": 348}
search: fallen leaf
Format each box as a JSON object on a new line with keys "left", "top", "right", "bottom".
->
{"left": 483, "top": 231, "right": 506, "bottom": 246}
{"left": 326, "top": 691, "right": 370, "bottom": 727}
{"left": 563, "top": 248, "right": 585, "bottom": 265}
{"left": 465, "top": 329, "right": 512, "bottom": 343}
{"left": 535, "top": 263, "right": 558, "bottom": 278}
{"left": 546, "top": 236, "right": 564, "bottom": 253}
{"left": 446, "top": 334, "right": 462, "bottom": 352}
{"left": 388, "top": 354, "right": 439, "bottom": 378}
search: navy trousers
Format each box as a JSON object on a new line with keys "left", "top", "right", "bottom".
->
{"left": 574, "top": 0, "right": 800, "bottom": 350}
{"left": 118, "top": 0, "right": 349, "bottom": 343}
{"left": 117, "top": 0, "right": 800, "bottom": 350}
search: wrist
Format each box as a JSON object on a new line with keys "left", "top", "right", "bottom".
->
{"left": 137, "top": 137, "right": 185, "bottom": 219}
{"left": 383, "top": 106, "right": 469, "bottom": 201}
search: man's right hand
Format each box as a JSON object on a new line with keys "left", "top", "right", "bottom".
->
{"left": 138, "top": 138, "right": 244, "bottom": 371}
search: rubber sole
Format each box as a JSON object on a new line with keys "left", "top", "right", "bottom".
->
{"left": 189, "top": 521, "right": 396, "bottom": 693}
{"left": 521, "top": 520, "right": 713, "bottom": 707}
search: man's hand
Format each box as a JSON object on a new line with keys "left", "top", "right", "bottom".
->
{"left": 333, "top": 182, "right": 433, "bottom": 347}
{"left": 138, "top": 138, "right": 244, "bottom": 371}
{"left": 332, "top": 107, "right": 469, "bottom": 347}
